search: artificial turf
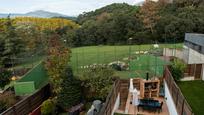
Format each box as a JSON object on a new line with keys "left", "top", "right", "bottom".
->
{"left": 17, "top": 62, "right": 48, "bottom": 89}
{"left": 129, "top": 55, "right": 169, "bottom": 78}
{"left": 178, "top": 81, "right": 204, "bottom": 115}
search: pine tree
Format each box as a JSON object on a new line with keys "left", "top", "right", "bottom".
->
{"left": 2, "top": 15, "right": 24, "bottom": 67}
{"left": 57, "top": 66, "right": 82, "bottom": 109}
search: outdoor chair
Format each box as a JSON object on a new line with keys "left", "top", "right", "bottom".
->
{"left": 158, "top": 102, "right": 163, "bottom": 113}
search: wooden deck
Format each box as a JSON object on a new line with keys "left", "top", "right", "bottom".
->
{"left": 115, "top": 92, "right": 169, "bottom": 115}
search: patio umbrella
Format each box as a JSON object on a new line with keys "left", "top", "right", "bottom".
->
{"left": 133, "top": 88, "right": 139, "bottom": 106}
{"left": 129, "top": 78, "right": 134, "bottom": 93}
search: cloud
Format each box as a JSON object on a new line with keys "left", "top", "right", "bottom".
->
{"left": 0, "top": 8, "right": 9, "bottom": 13}
{"left": 0, "top": 0, "right": 144, "bottom": 15}
{"left": 28, "top": 0, "right": 94, "bottom": 16}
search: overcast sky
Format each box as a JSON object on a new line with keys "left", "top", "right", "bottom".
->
{"left": 0, "top": 0, "right": 144, "bottom": 16}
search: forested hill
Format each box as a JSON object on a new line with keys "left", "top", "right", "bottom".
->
{"left": 0, "top": 1, "right": 204, "bottom": 49}
{"left": 77, "top": 3, "right": 138, "bottom": 24}
{"left": 74, "top": 3, "right": 142, "bottom": 46}
{"left": 73, "top": 1, "right": 204, "bottom": 46}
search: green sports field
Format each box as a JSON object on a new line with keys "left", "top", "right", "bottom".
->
{"left": 70, "top": 44, "right": 181, "bottom": 78}
{"left": 129, "top": 55, "right": 169, "bottom": 78}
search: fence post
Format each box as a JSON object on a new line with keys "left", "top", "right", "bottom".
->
{"left": 176, "top": 89, "right": 179, "bottom": 107}
{"left": 28, "top": 96, "right": 32, "bottom": 112}
{"left": 13, "top": 105, "right": 17, "bottom": 115}
{"left": 114, "top": 45, "right": 116, "bottom": 61}
{"left": 76, "top": 53, "right": 78, "bottom": 73}
{"left": 181, "top": 99, "right": 185, "bottom": 115}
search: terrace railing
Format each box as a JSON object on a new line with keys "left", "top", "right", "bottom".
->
{"left": 164, "top": 67, "right": 194, "bottom": 115}
{"left": 98, "top": 79, "right": 121, "bottom": 115}
{"left": 1, "top": 84, "right": 50, "bottom": 115}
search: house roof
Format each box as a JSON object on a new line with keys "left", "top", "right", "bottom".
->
{"left": 185, "top": 33, "right": 204, "bottom": 47}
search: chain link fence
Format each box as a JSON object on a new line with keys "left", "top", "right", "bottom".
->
{"left": 70, "top": 43, "right": 182, "bottom": 78}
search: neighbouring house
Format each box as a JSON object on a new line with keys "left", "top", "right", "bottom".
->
{"left": 164, "top": 33, "right": 204, "bottom": 80}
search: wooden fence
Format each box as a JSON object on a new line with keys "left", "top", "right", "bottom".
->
{"left": 164, "top": 67, "right": 194, "bottom": 115}
{"left": 98, "top": 78, "right": 144, "bottom": 115}
{"left": 98, "top": 79, "right": 121, "bottom": 115}
{"left": 1, "top": 84, "right": 50, "bottom": 115}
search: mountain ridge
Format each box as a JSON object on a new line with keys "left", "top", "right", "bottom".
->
{"left": 0, "top": 10, "right": 76, "bottom": 19}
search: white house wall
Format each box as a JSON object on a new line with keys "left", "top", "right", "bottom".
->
{"left": 163, "top": 48, "right": 185, "bottom": 61}
{"left": 164, "top": 81, "right": 178, "bottom": 115}
{"left": 163, "top": 47, "right": 204, "bottom": 64}
{"left": 111, "top": 93, "right": 120, "bottom": 115}
{"left": 187, "top": 47, "right": 204, "bottom": 64}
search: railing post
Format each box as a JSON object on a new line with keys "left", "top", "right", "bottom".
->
{"left": 13, "top": 105, "right": 17, "bottom": 115}
{"left": 176, "top": 88, "right": 179, "bottom": 107}
{"left": 181, "top": 96, "right": 185, "bottom": 115}
{"left": 28, "top": 96, "right": 32, "bottom": 112}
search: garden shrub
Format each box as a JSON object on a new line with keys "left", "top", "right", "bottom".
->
{"left": 0, "top": 101, "right": 7, "bottom": 113}
{"left": 57, "top": 66, "right": 82, "bottom": 110}
{"left": 170, "top": 59, "right": 186, "bottom": 81}
{"left": 80, "top": 66, "right": 114, "bottom": 101}
{"left": 41, "top": 99, "right": 55, "bottom": 115}
{"left": 0, "top": 70, "right": 12, "bottom": 89}
{"left": 0, "top": 91, "right": 17, "bottom": 113}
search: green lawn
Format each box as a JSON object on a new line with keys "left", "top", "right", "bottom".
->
{"left": 178, "top": 81, "right": 204, "bottom": 115}
{"left": 70, "top": 44, "right": 181, "bottom": 78}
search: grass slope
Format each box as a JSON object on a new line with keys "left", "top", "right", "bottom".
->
{"left": 178, "top": 81, "right": 204, "bottom": 115}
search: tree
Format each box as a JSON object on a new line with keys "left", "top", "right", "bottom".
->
{"left": 0, "top": 34, "right": 5, "bottom": 66}
{"left": 80, "top": 66, "right": 114, "bottom": 100}
{"left": 75, "top": 3, "right": 141, "bottom": 46}
{"left": 173, "top": 0, "right": 204, "bottom": 7}
{"left": 1, "top": 16, "right": 24, "bottom": 67}
{"left": 57, "top": 66, "right": 82, "bottom": 109}
{"left": 139, "top": 0, "right": 160, "bottom": 34}
{"left": 45, "top": 34, "right": 71, "bottom": 95}
{"left": 0, "top": 70, "right": 12, "bottom": 89}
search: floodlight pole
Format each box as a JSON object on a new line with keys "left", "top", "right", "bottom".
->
{"left": 32, "top": 55, "right": 34, "bottom": 68}
{"left": 97, "top": 45, "right": 99, "bottom": 64}
{"left": 76, "top": 53, "right": 78, "bottom": 73}
{"left": 114, "top": 44, "right": 116, "bottom": 61}
{"left": 174, "top": 38, "right": 176, "bottom": 56}
{"left": 82, "top": 47, "right": 85, "bottom": 66}
{"left": 129, "top": 38, "right": 133, "bottom": 73}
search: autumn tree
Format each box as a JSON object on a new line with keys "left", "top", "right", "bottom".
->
{"left": 45, "top": 34, "right": 71, "bottom": 95}
{"left": 139, "top": 0, "right": 160, "bottom": 34}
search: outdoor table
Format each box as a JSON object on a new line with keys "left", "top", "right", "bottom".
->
{"left": 138, "top": 99, "right": 161, "bottom": 112}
